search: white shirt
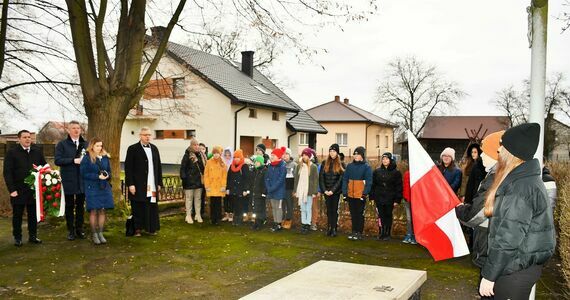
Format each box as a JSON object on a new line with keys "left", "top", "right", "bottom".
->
{"left": 142, "top": 143, "right": 157, "bottom": 202}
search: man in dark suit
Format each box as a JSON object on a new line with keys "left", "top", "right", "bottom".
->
{"left": 125, "top": 127, "right": 163, "bottom": 236}
{"left": 3, "top": 130, "right": 47, "bottom": 246}
{"left": 55, "top": 121, "right": 88, "bottom": 240}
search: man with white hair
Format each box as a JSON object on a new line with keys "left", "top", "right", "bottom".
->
{"left": 125, "top": 127, "right": 163, "bottom": 236}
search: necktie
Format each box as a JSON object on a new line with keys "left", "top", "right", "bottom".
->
{"left": 25, "top": 148, "right": 30, "bottom": 153}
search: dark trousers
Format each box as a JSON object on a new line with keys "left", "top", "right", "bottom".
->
{"left": 253, "top": 196, "right": 266, "bottom": 223}
{"left": 325, "top": 193, "right": 341, "bottom": 229}
{"left": 223, "top": 195, "right": 233, "bottom": 214}
{"left": 230, "top": 195, "right": 246, "bottom": 224}
{"left": 347, "top": 197, "right": 366, "bottom": 233}
{"left": 65, "top": 193, "right": 85, "bottom": 232}
{"left": 131, "top": 199, "right": 160, "bottom": 233}
{"left": 210, "top": 196, "right": 222, "bottom": 224}
{"left": 282, "top": 189, "right": 294, "bottom": 220}
{"left": 375, "top": 201, "right": 394, "bottom": 233}
{"left": 492, "top": 264, "right": 542, "bottom": 300}
{"left": 12, "top": 203, "right": 37, "bottom": 240}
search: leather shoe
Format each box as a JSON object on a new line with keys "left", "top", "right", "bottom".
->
{"left": 67, "top": 231, "right": 76, "bottom": 241}
{"left": 14, "top": 239, "right": 23, "bottom": 247}
{"left": 28, "top": 237, "right": 42, "bottom": 244}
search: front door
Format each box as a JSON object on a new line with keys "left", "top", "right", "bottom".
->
{"left": 240, "top": 136, "right": 255, "bottom": 157}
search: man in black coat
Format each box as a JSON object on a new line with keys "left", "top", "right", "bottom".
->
{"left": 125, "top": 127, "right": 163, "bottom": 236}
{"left": 3, "top": 130, "right": 47, "bottom": 246}
{"left": 55, "top": 121, "right": 88, "bottom": 240}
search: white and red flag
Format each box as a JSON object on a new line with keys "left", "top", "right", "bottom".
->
{"left": 408, "top": 131, "right": 469, "bottom": 261}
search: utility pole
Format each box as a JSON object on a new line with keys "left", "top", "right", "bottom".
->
{"left": 527, "top": 0, "right": 548, "bottom": 162}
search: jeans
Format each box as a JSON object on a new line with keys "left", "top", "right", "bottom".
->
{"left": 404, "top": 201, "right": 414, "bottom": 236}
{"left": 300, "top": 196, "right": 313, "bottom": 225}
{"left": 269, "top": 199, "right": 283, "bottom": 223}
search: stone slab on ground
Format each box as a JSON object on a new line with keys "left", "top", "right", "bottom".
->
{"left": 241, "top": 260, "right": 427, "bottom": 300}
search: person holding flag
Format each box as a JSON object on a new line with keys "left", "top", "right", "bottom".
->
{"left": 479, "top": 123, "right": 555, "bottom": 298}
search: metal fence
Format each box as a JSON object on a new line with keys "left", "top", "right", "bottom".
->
{"left": 120, "top": 175, "right": 184, "bottom": 202}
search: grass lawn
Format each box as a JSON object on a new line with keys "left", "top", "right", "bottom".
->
{"left": 0, "top": 214, "right": 566, "bottom": 299}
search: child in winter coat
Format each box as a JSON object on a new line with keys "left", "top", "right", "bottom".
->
{"left": 319, "top": 144, "right": 344, "bottom": 237}
{"left": 265, "top": 147, "right": 287, "bottom": 232}
{"left": 222, "top": 147, "right": 234, "bottom": 222}
{"left": 250, "top": 155, "right": 267, "bottom": 230}
{"left": 371, "top": 152, "right": 402, "bottom": 241}
{"left": 294, "top": 148, "right": 319, "bottom": 234}
{"left": 282, "top": 148, "right": 297, "bottom": 229}
{"left": 439, "top": 147, "right": 462, "bottom": 194}
{"left": 342, "top": 146, "right": 373, "bottom": 241}
{"left": 204, "top": 146, "right": 227, "bottom": 225}
{"left": 226, "top": 149, "right": 251, "bottom": 225}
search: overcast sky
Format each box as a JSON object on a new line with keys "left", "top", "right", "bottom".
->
{"left": 269, "top": 0, "right": 570, "bottom": 120}
{"left": 4, "top": 0, "right": 570, "bottom": 132}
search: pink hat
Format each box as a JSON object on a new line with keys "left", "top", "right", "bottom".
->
{"left": 440, "top": 147, "right": 456, "bottom": 160}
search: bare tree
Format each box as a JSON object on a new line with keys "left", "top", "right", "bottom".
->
{"left": 492, "top": 85, "right": 527, "bottom": 126}
{"left": 560, "top": 0, "right": 570, "bottom": 33}
{"left": 376, "top": 56, "right": 464, "bottom": 137}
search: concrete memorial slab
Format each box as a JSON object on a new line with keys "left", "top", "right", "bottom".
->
{"left": 241, "top": 260, "right": 427, "bottom": 300}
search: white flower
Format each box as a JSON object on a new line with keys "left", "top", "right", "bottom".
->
{"left": 45, "top": 180, "right": 52, "bottom": 186}
{"left": 52, "top": 178, "right": 58, "bottom": 185}
{"left": 45, "top": 174, "right": 52, "bottom": 181}
{"left": 41, "top": 175, "right": 45, "bottom": 179}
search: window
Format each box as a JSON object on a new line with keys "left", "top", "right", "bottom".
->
{"left": 272, "top": 112, "right": 279, "bottom": 121}
{"left": 299, "top": 133, "right": 308, "bottom": 146}
{"left": 186, "top": 130, "right": 196, "bottom": 139}
{"left": 249, "top": 108, "right": 257, "bottom": 118}
{"left": 155, "top": 130, "right": 164, "bottom": 139}
{"left": 253, "top": 84, "right": 271, "bottom": 95}
{"left": 385, "top": 136, "right": 389, "bottom": 148}
{"left": 172, "top": 78, "right": 185, "bottom": 98}
{"left": 336, "top": 133, "right": 348, "bottom": 146}
{"left": 376, "top": 135, "right": 380, "bottom": 148}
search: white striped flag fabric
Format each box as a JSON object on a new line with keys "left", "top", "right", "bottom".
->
{"left": 408, "top": 130, "right": 469, "bottom": 261}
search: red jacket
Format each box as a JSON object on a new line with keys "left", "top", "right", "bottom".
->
{"left": 403, "top": 170, "right": 411, "bottom": 202}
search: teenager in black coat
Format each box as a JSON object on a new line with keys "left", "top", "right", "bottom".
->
{"left": 3, "top": 130, "right": 47, "bottom": 246}
{"left": 370, "top": 152, "right": 402, "bottom": 241}
{"left": 124, "top": 127, "right": 163, "bottom": 236}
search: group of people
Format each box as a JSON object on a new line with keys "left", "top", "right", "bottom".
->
{"left": 3, "top": 121, "right": 557, "bottom": 299}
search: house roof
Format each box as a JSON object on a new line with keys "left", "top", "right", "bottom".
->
{"left": 420, "top": 116, "right": 510, "bottom": 139}
{"left": 153, "top": 40, "right": 326, "bottom": 134}
{"left": 306, "top": 99, "right": 398, "bottom": 127}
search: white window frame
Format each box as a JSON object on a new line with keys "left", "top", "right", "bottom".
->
{"left": 172, "top": 77, "right": 185, "bottom": 97}
{"left": 299, "top": 133, "right": 309, "bottom": 146}
{"left": 336, "top": 133, "right": 348, "bottom": 146}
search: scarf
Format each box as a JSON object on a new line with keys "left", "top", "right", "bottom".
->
{"left": 296, "top": 162, "right": 310, "bottom": 205}
{"left": 231, "top": 160, "right": 244, "bottom": 172}
{"left": 270, "top": 159, "right": 282, "bottom": 166}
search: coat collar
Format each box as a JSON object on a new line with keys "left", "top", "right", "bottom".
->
{"left": 497, "top": 159, "right": 541, "bottom": 193}
{"left": 67, "top": 134, "right": 85, "bottom": 143}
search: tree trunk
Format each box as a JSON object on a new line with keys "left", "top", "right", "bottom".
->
{"left": 85, "top": 95, "right": 132, "bottom": 205}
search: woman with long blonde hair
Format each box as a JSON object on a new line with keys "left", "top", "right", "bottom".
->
{"left": 479, "top": 123, "right": 555, "bottom": 299}
{"left": 80, "top": 137, "right": 114, "bottom": 245}
{"left": 319, "top": 144, "right": 344, "bottom": 237}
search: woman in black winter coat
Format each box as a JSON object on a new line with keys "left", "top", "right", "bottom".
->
{"left": 226, "top": 150, "right": 250, "bottom": 225}
{"left": 319, "top": 144, "right": 344, "bottom": 237}
{"left": 479, "top": 123, "right": 555, "bottom": 299}
{"left": 371, "top": 152, "right": 402, "bottom": 241}
{"left": 463, "top": 143, "right": 486, "bottom": 204}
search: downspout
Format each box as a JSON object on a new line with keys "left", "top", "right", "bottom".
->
{"left": 287, "top": 112, "right": 299, "bottom": 148}
{"left": 234, "top": 104, "right": 248, "bottom": 150}
{"left": 365, "top": 122, "right": 373, "bottom": 150}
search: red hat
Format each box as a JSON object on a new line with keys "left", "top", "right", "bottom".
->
{"left": 271, "top": 147, "right": 287, "bottom": 160}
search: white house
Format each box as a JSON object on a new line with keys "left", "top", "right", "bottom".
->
{"left": 120, "top": 27, "right": 326, "bottom": 166}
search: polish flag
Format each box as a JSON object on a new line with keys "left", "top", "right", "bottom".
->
{"left": 408, "top": 131, "right": 469, "bottom": 261}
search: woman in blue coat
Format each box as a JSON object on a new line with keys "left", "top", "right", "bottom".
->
{"left": 80, "top": 137, "right": 114, "bottom": 245}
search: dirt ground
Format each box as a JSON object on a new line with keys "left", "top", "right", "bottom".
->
{"left": 0, "top": 215, "right": 567, "bottom": 299}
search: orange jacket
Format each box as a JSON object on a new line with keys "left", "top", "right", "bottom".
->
{"left": 204, "top": 157, "right": 227, "bottom": 197}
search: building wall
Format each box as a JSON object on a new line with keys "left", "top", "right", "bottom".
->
{"left": 314, "top": 122, "right": 367, "bottom": 158}
{"left": 366, "top": 124, "right": 394, "bottom": 160}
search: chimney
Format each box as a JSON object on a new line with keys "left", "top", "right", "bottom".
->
{"left": 344, "top": 98, "right": 349, "bottom": 105}
{"left": 334, "top": 95, "right": 340, "bottom": 102}
{"left": 241, "top": 51, "right": 254, "bottom": 77}
{"left": 150, "top": 26, "right": 167, "bottom": 42}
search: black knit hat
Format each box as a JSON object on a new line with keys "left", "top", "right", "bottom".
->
{"left": 256, "top": 143, "right": 266, "bottom": 154}
{"left": 353, "top": 146, "right": 366, "bottom": 159}
{"left": 381, "top": 152, "right": 392, "bottom": 159}
{"left": 501, "top": 123, "right": 540, "bottom": 161}
{"left": 329, "top": 143, "right": 340, "bottom": 153}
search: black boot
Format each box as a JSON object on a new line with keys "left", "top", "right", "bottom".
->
{"left": 331, "top": 226, "right": 337, "bottom": 237}
{"left": 377, "top": 226, "right": 383, "bottom": 240}
{"left": 67, "top": 230, "right": 76, "bottom": 241}
{"left": 382, "top": 226, "right": 391, "bottom": 241}
{"left": 76, "top": 228, "right": 86, "bottom": 239}
{"left": 326, "top": 226, "right": 332, "bottom": 237}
